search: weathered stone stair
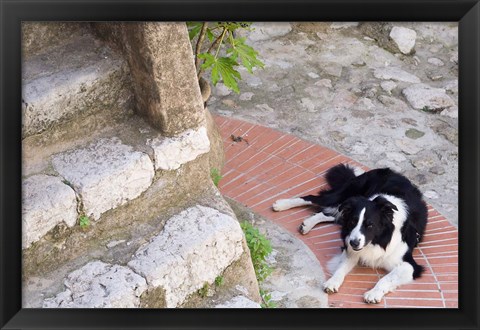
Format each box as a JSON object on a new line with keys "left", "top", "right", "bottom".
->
{"left": 21, "top": 23, "right": 261, "bottom": 309}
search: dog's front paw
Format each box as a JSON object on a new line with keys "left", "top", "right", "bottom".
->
{"left": 272, "top": 199, "right": 290, "bottom": 212}
{"left": 364, "top": 288, "right": 384, "bottom": 304}
{"left": 323, "top": 277, "right": 342, "bottom": 294}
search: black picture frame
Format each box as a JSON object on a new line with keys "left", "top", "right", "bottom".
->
{"left": 1, "top": 0, "right": 478, "bottom": 329}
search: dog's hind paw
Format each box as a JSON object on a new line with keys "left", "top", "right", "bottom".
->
{"left": 272, "top": 199, "right": 290, "bottom": 212}
{"left": 298, "top": 223, "right": 310, "bottom": 235}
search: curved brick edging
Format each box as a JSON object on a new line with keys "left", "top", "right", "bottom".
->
{"left": 214, "top": 115, "right": 458, "bottom": 308}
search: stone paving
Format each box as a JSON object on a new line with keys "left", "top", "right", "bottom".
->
{"left": 215, "top": 115, "right": 458, "bottom": 308}
{"left": 209, "top": 22, "right": 458, "bottom": 227}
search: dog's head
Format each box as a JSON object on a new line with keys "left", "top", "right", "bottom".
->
{"left": 338, "top": 196, "right": 397, "bottom": 251}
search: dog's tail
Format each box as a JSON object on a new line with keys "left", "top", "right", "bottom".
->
{"left": 325, "top": 164, "right": 363, "bottom": 190}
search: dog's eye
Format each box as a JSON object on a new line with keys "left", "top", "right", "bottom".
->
{"left": 365, "top": 223, "right": 373, "bottom": 229}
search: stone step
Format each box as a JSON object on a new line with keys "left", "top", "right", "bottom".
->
{"left": 41, "top": 206, "right": 255, "bottom": 308}
{"left": 21, "top": 112, "right": 255, "bottom": 308}
{"left": 22, "top": 115, "right": 211, "bottom": 249}
{"left": 22, "top": 33, "right": 133, "bottom": 138}
{"left": 22, "top": 22, "right": 92, "bottom": 59}
{"left": 51, "top": 137, "right": 155, "bottom": 222}
{"left": 128, "top": 205, "right": 244, "bottom": 308}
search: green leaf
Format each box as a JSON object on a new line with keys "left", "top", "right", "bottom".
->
{"left": 198, "top": 53, "right": 216, "bottom": 70}
{"left": 187, "top": 22, "right": 203, "bottom": 40}
{"left": 199, "top": 54, "right": 241, "bottom": 93}
{"left": 227, "top": 37, "right": 264, "bottom": 74}
{"left": 206, "top": 28, "right": 215, "bottom": 42}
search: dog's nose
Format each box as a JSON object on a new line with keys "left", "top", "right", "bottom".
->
{"left": 350, "top": 238, "right": 361, "bottom": 249}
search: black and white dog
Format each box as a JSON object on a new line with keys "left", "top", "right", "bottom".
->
{"left": 272, "top": 164, "right": 428, "bottom": 303}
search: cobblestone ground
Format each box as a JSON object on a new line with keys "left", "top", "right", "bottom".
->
{"left": 209, "top": 22, "right": 458, "bottom": 227}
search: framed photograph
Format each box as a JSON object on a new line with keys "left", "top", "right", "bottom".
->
{"left": 1, "top": 0, "right": 479, "bottom": 329}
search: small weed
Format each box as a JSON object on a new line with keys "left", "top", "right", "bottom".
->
{"left": 198, "top": 282, "right": 209, "bottom": 298}
{"left": 215, "top": 275, "right": 224, "bottom": 287}
{"left": 210, "top": 168, "right": 223, "bottom": 187}
{"left": 421, "top": 106, "right": 432, "bottom": 113}
{"left": 79, "top": 215, "right": 90, "bottom": 229}
{"left": 241, "top": 221, "right": 273, "bottom": 283}
{"left": 241, "top": 221, "right": 276, "bottom": 308}
{"left": 260, "top": 288, "right": 277, "bottom": 308}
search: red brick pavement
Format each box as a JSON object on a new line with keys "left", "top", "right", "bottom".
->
{"left": 215, "top": 115, "right": 458, "bottom": 309}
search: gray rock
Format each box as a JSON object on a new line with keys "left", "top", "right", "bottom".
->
{"left": 389, "top": 26, "right": 417, "bottom": 55}
{"left": 215, "top": 296, "right": 261, "bottom": 308}
{"left": 239, "top": 92, "right": 255, "bottom": 101}
{"left": 246, "top": 23, "right": 292, "bottom": 42}
{"left": 377, "top": 95, "right": 409, "bottom": 112}
{"left": 351, "top": 110, "right": 374, "bottom": 119}
{"left": 52, "top": 137, "right": 154, "bottom": 220}
{"left": 430, "top": 165, "right": 446, "bottom": 175}
{"left": 332, "top": 90, "right": 358, "bottom": 110}
{"left": 440, "top": 106, "right": 458, "bottom": 119}
{"left": 245, "top": 75, "right": 263, "bottom": 87}
{"left": 424, "top": 190, "right": 439, "bottom": 199}
{"left": 330, "top": 22, "right": 359, "bottom": 30}
{"left": 22, "top": 175, "right": 78, "bottom": 249}
{"left": 359, "top": 22, "right": 407, "bottom": 54}
{"left": 415, "top": 175, "right": 429, "bottom": 186}
{"left": 373, "top": 67, "right": 421, "bottom": 83}
{"left": 427, "top": 57, "right": 445, "bottom": 66}
{"left": 431, "top": 120, "right": 458, "bottom": 146}
{"left": 413, "top": 22, "right": 458, "bottom": 48}
{"left": 380, "top": 80, "right": 397, "bottom": 94}
{"left": 443, "top": 80, "right": 458, "bottom": 94}
{"left": 395, "top": 139, "right": 421, "bottom": 155}
{"left": 314, "top": 79, "right": 333, "bottom": 88}
{"left": 426, "top": 72, "right": 444, "bottom": 81}
{"left": 386, "top": 152, "right": 407, "bottom": 163}
{"left": 405, "top": 128, "right": 425, "bottom": 139}
{"left": 450, "top": 52, "right": 458, "bottom": 64}
{"left": 323, "top": 62, "right": 343, "bottom": 77}
{"left": 214, "top": 83, "right": 232, "bottom": 97}
{"left": 106, "top": 240, "right": 126, "bottom": 249}
{"left": 402, "top": 84, "right": 455, "bottom": 111}
{"left": 300, "top": 98, "right": 316, "bottom": 112}
{"left": 353, "top": 97, "right": 375, "bottom": 110}
{"left": 329, "top": 130, "right": 347, "bottom": 142}
{"left": 352, "top": 60, "right": 366, "bottom": 67}
{"left": 411, "top": 154, "right": 437, "bottom": 170}
{"left": 147, "top": 126, "right": 210, "bottom": 171}
{"left": 401, "top": 118, "right": 418, "bottom": 126}
{"left": 128, "top": 206, "right": 244, "bottom": 308}
{"left": 43, "top": 261, "right": 147, "bottom": 308}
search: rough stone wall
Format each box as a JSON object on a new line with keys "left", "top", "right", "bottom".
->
{"left": 92, "top": 22, "right": 205, "bottom": 136}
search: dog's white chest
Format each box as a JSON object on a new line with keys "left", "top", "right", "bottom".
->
{"left": 356, "top": 232, "right": 408, "bottom": 271}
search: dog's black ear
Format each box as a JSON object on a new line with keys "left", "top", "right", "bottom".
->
{"left": 337, "top": 197, "right": 357, "bottom": 225}
{"left": 339, "top": 197, "right": 356, "bottom": 214}
{"left": 373, "top": 196, "right": 398, "bottom": 212}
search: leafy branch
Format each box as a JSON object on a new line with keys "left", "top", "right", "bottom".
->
{"left": 187, "top": 22, "right": 264, "bottom": 94}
